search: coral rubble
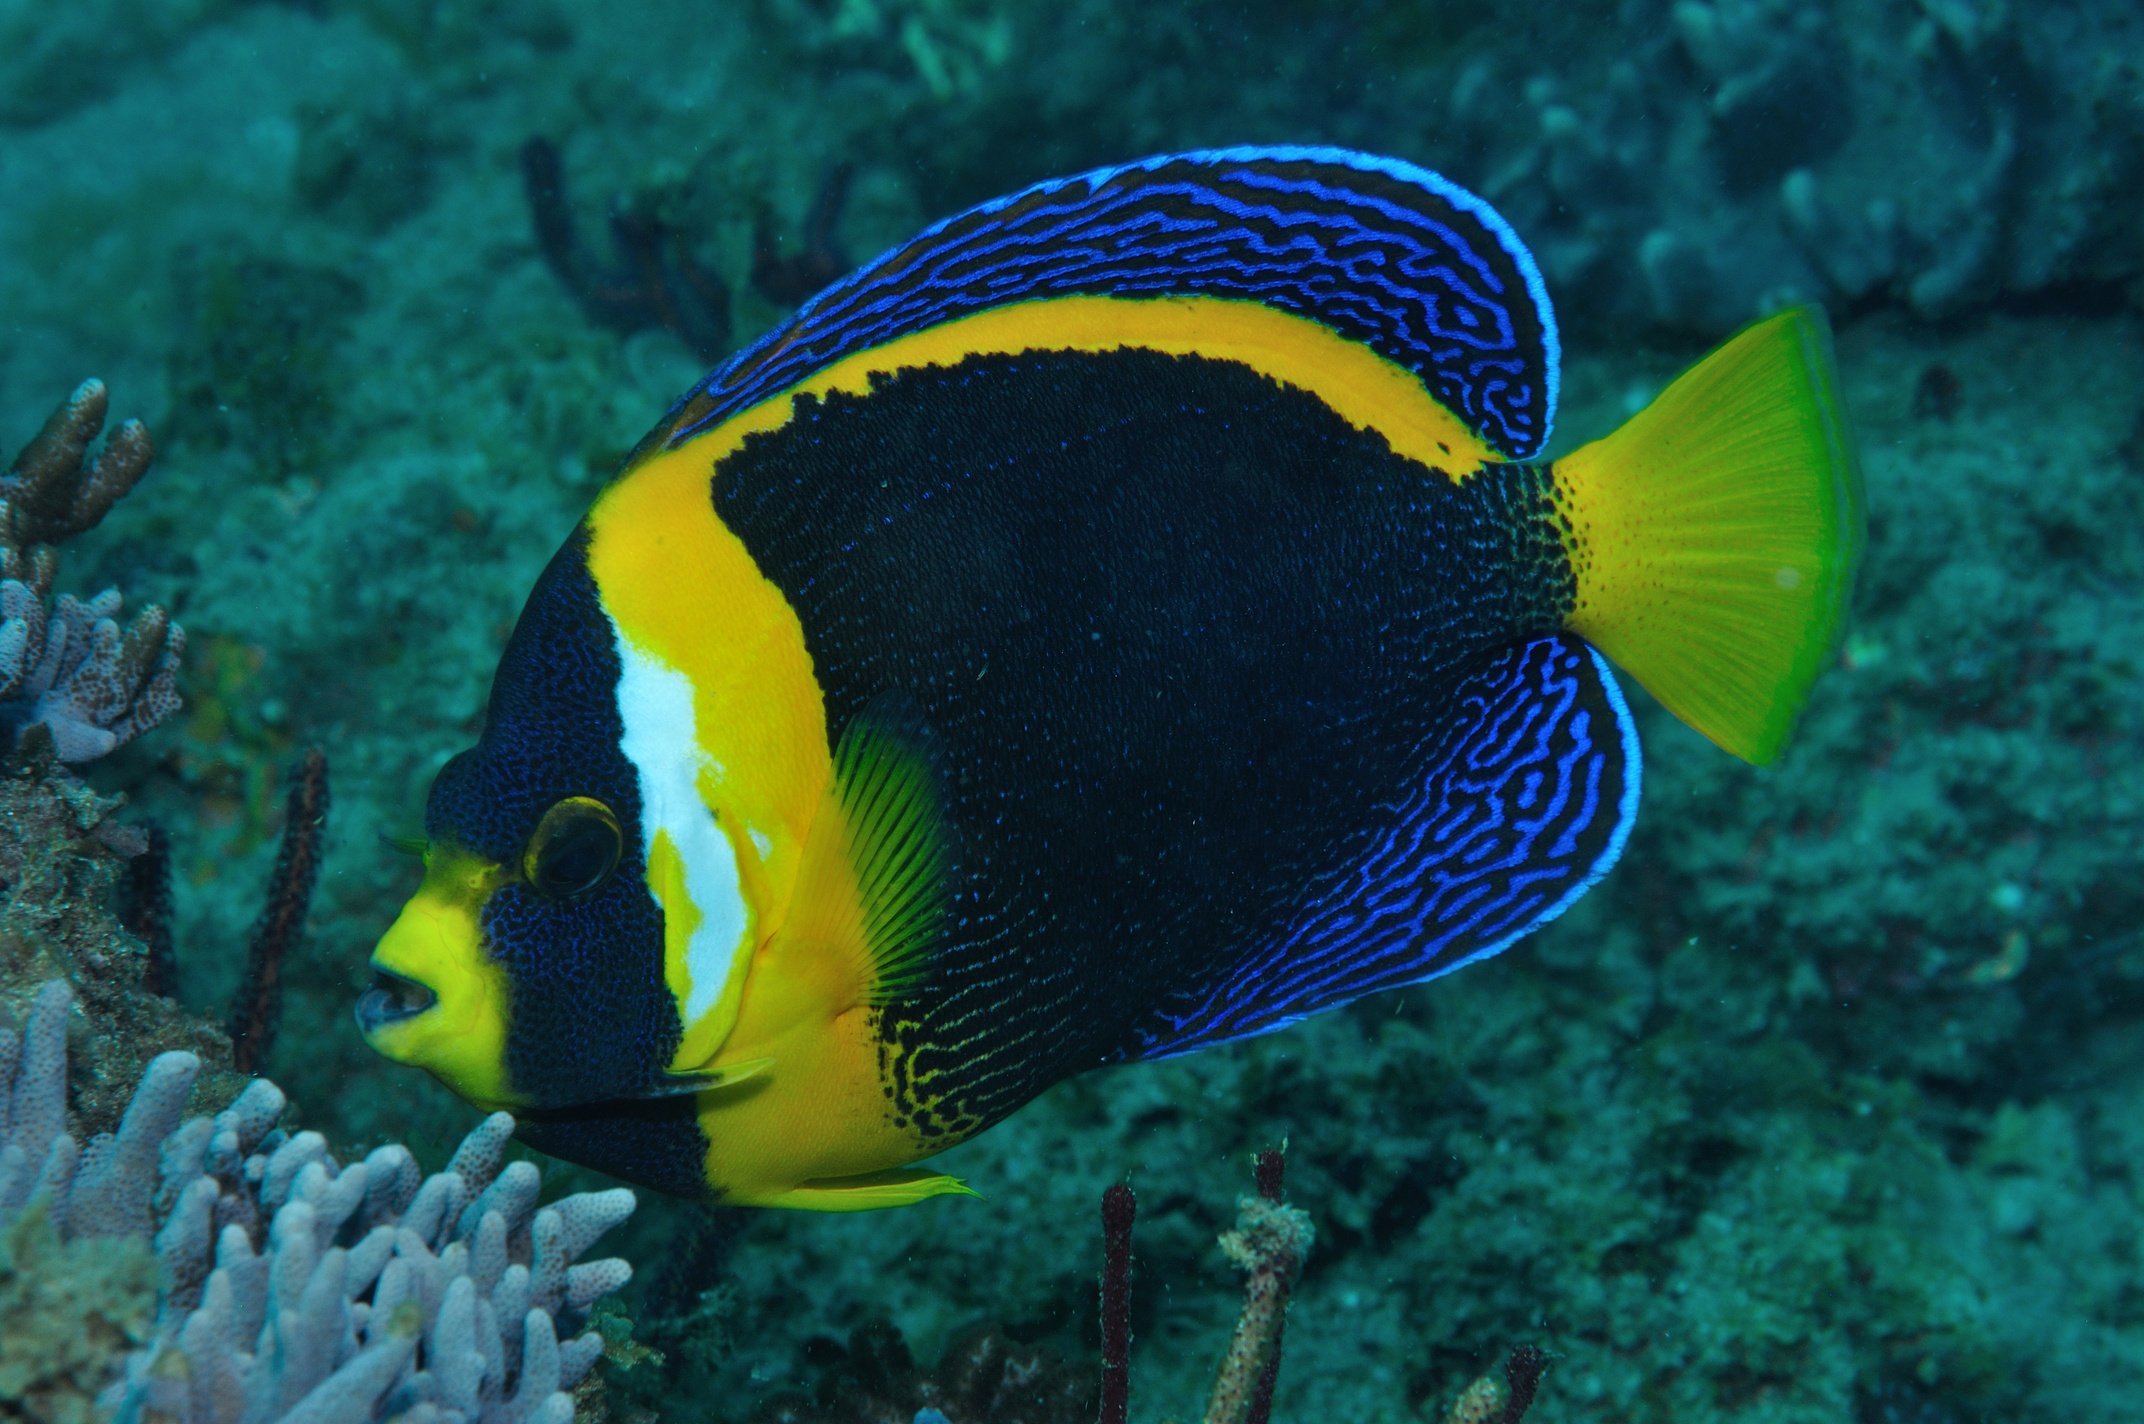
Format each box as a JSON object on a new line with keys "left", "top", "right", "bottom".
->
{"left": 0, "top": 741, "right": 232, "bottom": 1136}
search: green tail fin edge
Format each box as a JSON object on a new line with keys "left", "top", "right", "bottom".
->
{"left": 1558, "top": 305, "right": 1866, "bottom": 764}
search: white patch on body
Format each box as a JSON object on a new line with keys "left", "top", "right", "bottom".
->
{"left": 613, "top": 638, "right": 747, "bottom": 1029}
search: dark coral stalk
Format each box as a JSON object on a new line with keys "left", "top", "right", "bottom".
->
{"left": 1203, "top": 1150, "right": 1314, "bottom": 1424}
{"left": 750, "top": 162, "right": 856, "bottom": 307}
{"left": 520, "top": 136, "right": 733, "bottom": 359}
{"left": 1443, "top": 1344, "right": 1551, "bottom": 1424}
{"left": 119, "top": 819, "right": 178, "bottom": 998}
{"left": 1499, "top": 1344, "right": 1547, "bottom": 1424}
{"left": 1243, "top": 1145, "right": 1289, "bottom": 1424}
{"left": 1098, "top": 1181, "right": 1137, "bottom": 1424}
{"left": 226, "top": 747, "right": 329, "bottom": 1074}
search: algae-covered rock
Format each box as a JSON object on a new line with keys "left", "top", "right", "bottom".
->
{"left": 0, "top": 741, "right": 241, "bottom": 1135}
{"left": 0, "top": 1200, "right": 156, "bottom": 1424}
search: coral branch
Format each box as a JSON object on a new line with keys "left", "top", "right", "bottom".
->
{"left": 1243, "top": 1146, "right": 1289, "bottom": 1424}
{"left": 0, "top": 382, "right": 183, "bottom": 765}
{"left": 1442, "top": 1344, "right": 1550, "bottom": 1424}
{"left": 520, "top": 136, "right": 732, "bottom": 360}
{"left": 0, "top": 586, "right": 186, "bottom": 763}
{"left": 1, "top": 378, "right": 154, "bottom": 547}
{"left": 1203, "top": 1150, "right": 1314, "bottom": 1424}
{"left": 750, "top": 162, "right": 855, "bottom": 307}
{"left": 227, "top": 749, "right": 330, "bottom": 1075}
{"left": 1500, "top": 1344, "right": 1547, "bottom": 1424}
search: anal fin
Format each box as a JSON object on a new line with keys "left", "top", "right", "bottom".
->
{"left": 1123, "top": 635, "right": 1641, "bottom": 1060}
{"left": 763, "top": 1167, "right": 979, "bottom": 1212}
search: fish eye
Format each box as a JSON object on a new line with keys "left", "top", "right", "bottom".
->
{"left": 523, "top": 797, "right": 623, "bottom": 901}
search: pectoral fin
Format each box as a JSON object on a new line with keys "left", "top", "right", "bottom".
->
{"left": 635, "top": 1056, "right": 775, "bottom": 1099}
{"left": 785, "top": 694, "right": 956, "bottom": 1007}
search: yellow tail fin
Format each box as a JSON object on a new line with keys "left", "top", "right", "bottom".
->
{"left": 1555, "top": 306, "right": 1864, "bottom": 765}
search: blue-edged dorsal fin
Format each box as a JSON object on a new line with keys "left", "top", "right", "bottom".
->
{"left": 1120, "top": 635, "right": 1640, "bottom": 1062}
{"left": 655, "top": 146, "right": 1560, "bottom": 461}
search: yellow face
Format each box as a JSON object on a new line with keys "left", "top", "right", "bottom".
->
{"left": 362, "top": 847, "right": 519, "bottom": 1109}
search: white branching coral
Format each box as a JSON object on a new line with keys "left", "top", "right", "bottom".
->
{"left": 0, "top": 380, "right": 184, "bottom": 763}
{"left": 0, "top": 980, "right": 637, "bottom": 1423}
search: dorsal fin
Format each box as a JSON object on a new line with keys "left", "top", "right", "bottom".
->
{"left": 656, "top": 146, "right": 1560, "bottom": 460}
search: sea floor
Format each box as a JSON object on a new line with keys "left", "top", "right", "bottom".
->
{"left": 1, "top": 3, "right": 2140, "bottom": 1422}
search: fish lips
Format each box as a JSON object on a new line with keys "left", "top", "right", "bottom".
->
{"left": 354, "top": 891, "right": 519, "bottom": 1110}
{"left": 355, "top": 964, "right": 439, "bottom": 1035}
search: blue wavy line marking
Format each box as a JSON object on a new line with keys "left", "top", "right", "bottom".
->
{"left": 1126, "top": 636, "right": 1640, "bottom": 1061}
{"left": 665, "top": 147, "right": 1560, "bottom": 460}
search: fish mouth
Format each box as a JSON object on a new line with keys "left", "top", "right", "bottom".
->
{"left": 355, "top": 965, "right": 439, "bottom": 1034}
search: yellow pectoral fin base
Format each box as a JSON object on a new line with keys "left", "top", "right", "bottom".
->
{"left": 1557, "top": 305, "right": 1866, "bottom": 764}
{"left": 761, "top": 1167, "right": 980, "bottom": 1212}
{"left": 829, "top": 696, "right": 953, "bottom": 1003}
{"left": 776, "top": 696, "right": 956, "bottom": 1012}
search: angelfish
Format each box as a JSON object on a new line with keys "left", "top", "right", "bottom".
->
{"left": 357, "top": 147, "right": 1863, "bottom": 1209}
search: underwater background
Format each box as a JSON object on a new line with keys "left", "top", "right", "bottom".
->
{"left": 2, "top": 1, "right": 2141, "bottom": 1421}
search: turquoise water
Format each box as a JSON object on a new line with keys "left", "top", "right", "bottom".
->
{"left": 3, "top": 3, "right": 2140, "bottom": 1421}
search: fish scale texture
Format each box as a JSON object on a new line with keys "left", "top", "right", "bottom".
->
{"left": 709, "top": 342, "right": 1585, "bottom": 1141}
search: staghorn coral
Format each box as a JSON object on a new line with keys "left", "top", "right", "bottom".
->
{"left": 0, "top": 380, "right": 184, "bottom": 764}
{"left": 0, "top": 979, "right": 638, "bottom": 1423}
{"left": 0, "top": 582, "right": 185, "bottom": 765}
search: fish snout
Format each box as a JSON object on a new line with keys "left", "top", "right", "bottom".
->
{"left": 357, "top": 895, "right": 519, "bottom": 1110}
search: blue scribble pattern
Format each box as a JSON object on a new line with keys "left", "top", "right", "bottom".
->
{"left": 669, "top": 146, "right": 1561, "bottom": 460}
{"left": 1130, "top": 636, "right": 1639, "bottom": 1059}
